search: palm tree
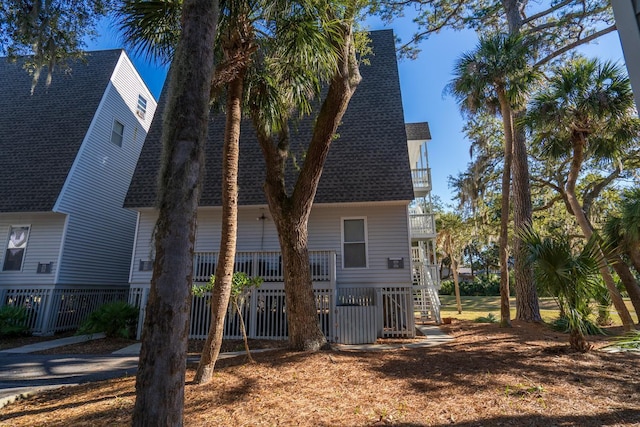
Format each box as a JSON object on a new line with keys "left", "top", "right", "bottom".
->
{"left": 248, "top": 2, "right": 362, "bottom": 350}
{"left": 124, "top": 0, "right": 219, "bottom": 423}
{"left": 526, "top": 57, "right": 640, "bottom": 331}
{"left": 521, "top": 227, "right": 602, "bottom": 352}
{"left": 118, "top": 0, "right": 357, "bottom": 357}
{"left": 605, "top": 189, "right": 640, "bottom": 274}
{"left": 448, "top": 33, "right": 538, "bottom": 327}
{"left": 436, "top": 212, "right": 469, "bottom": 314}
{"left": 602, "top": 189, "right": 640, "bottom": 319}
{"left": 119, "top": 0, "right": 256, "bottom": 385}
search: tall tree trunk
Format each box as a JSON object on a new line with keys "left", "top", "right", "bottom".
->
{"left": 194, "top": 74, "right": 244, "bottom": 384}
{"left": 628, "top": 246, "right": 640, "bottom": 276}
{"left": 501, "top": 0, "right": 542, "bottom": 323}
{"left": 569, "top": 327, "right": 590, "bottom": 353}
{"left": 269, "top": 204, "right": 327, "bottom": 350}
{"left": 608, "top": 255, "right": 640, "bottom": 323}
{"left": 132, "top": 0, "right": 218, "bottom": 424}
{"left": 511, "top": 119, "right": 542, "bottom": 322}
{"left": 452, "top": 256, "right": 462, "bottom": 314}
{"left": 565, "top": 136, "right": 635, "bottom": 332}
{"left": 253, "top": 22, "right": 361, "bottom": 350}
{"left": 497, "top": 88, "right": 513, "bottom": 328}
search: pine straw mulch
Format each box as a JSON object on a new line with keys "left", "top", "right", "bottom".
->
{"left": 2, "top": 320, "right": 640, "bottom": 426}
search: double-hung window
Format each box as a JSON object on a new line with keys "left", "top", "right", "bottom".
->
{"left": 3, "top": 226, "right": 30, "bottom": 271}
{"left": 111, "top": 120, "right": 124, "bottom": 147}
{"left": 342, "top": 218, "right": 367, "bottom": 268}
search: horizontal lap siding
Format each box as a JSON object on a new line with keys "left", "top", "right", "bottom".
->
{"left": 56, "top": 53, "right": 156, "bottom": 286}
{"left": 0, "top": 213, "right": 66, "bottom": 285}
{"left": 308, "top": 204, "right": 412, "bottom": 286}
{"left": 130, "top": 203, "right": 412, "bottom": 287}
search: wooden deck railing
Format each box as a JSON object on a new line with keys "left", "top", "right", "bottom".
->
{"left": 193, "top": 250, "right": 335, "bottom": 283}
{"left": 409, "top": 213, "right": 436, "bottom": 236}
{"left": 411, "top": 168, "right": 432, "bottom": 190}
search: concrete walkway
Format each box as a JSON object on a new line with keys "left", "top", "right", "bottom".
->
{"left": 0, "top": 333, "right": 106, "bottom": 354}
{"left": 0, "top": 325, "right": 453, "bottom": 409}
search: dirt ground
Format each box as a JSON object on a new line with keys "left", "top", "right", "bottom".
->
{"left": 2, "top": 320, "right": 639, "bottom": 426}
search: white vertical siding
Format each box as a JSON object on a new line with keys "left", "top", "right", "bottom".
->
{"left": 0, "top": 213, "right": 66, "bottom": 286}
{"left": 130, "top": 202, "right": 412, "bottom": 287}
{"left": 54, "top": 52, "right": 157, "bottom": 285}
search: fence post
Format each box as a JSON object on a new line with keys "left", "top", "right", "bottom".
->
{"left": 136, "top": 287, "right": 149, "bottom": 340}
{"left": 36, "top": 288, "right": 56, "bottom": 336}
{"left": 248, "top": 286, "right": 258, "bottom": 339}
{"left": 375, "top": 288, "right": 383, "bottom": 337}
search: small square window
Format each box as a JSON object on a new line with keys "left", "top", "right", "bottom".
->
{"left": 111, "top": 120, "right": 124, "bottom": 147}
{"left": 3, "top": 226, "right": 30, "bottom": 271}
{"left": 136, "top": 95, "right": 147, "bottom": 119}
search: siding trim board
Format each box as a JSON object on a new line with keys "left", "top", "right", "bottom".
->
{"left": 128, "top": 211, "right": 141, "bottom": 283}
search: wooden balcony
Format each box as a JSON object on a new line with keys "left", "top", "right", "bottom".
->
{"left": 411, "top": 168, "right": 432, "bottom": 195}
{"left": 192, "top": 250, "right": 336, "bottom": 284}
{"left": 409, "top": 213, "right": 436, "bottom": 239}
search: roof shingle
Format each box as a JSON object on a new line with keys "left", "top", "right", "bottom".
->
{"left": 0, "top": 50, "right": 122, "bottom": 212}
{"left": 125, "top": 30, "right": 413, "bottom": 208}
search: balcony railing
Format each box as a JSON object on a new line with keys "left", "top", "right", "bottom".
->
{"left": 409, "top": 213, "right": 436, "bottom": 237}
{"left": 411, "top": 168, "right": 432, "bottom": 191}
{"left": 193, "top": 250, "right": 336, "bottom": 283}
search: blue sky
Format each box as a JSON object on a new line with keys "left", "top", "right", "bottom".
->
{"left": 87, "top": 15, "right": 627, "bottom": 208}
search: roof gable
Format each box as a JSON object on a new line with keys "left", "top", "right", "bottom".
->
{"left": 125, "top": 29, "right": 414, "bottom": 208}
{"left": 0, "top": 50, "right": 122, "bottom": 212}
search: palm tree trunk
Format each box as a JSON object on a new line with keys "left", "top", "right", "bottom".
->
{"left": 497, "top": 88, "right": 513, "bottom": 328}
{"left": 627, "top": 246, "right": 640, "bottom": 277}
{"left": 569, "top": 328, "right": 590, "bottom": 352}
{"left": 452, "top": 256, "right": 462, "bottom": 314}
{"left": 511, "top": 117, "right": 542, "bottom": 322}
{"left": 132, "top": 0, "right": 218, "bottom": 423}
{"left": 565, "top": 136, "right": 635, "bottom": 332}
{"left": 194, "top": 74, "right": 244, "bottom": 384}
{"left": 608, "top": 255, "right": 640, "bottom": 323}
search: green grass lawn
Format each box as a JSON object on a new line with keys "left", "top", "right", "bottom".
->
{"left": 438, "top": 295, "right": 638, "bottom": 325}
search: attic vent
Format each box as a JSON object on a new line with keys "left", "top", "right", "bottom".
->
{"left": 136, "top": 95, "right": 147, "bottom": 119}
{"left": 37, "top": 262, "right": 52, "bottom": 274}
{"left": 139, "top": 260, "right": 153, "bottom": 271}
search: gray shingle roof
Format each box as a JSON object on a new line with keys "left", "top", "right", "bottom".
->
{"left": 125, "top": 29, "right": 414, "bottom": 208}
{"left": 0, "top": 50, "right": 122, "bottom": 212}
{"left": 405, "top": 122, "right": 431, "bottom": 140}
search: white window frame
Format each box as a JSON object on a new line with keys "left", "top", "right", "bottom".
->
{"left": 111, "top": 119, "right": 124, "bottom": 147}
{"left": 136, "top": 95, "right": 147, "bottom": 119}
{"left": 341, "top": 217, "right": 368, "bottom": 269}
{"left": 2, "top": 225, "right": 31, "bottom": 272}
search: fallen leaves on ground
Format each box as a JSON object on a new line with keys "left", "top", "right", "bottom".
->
{"left": 2, "top": 321, "right": 639, "bottom": 426}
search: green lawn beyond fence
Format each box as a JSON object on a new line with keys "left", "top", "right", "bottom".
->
{"left": 439, "top": 296, "right": 638, "bottom": 325}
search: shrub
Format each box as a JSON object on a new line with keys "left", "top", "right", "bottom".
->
{"left": 439, "top": 274, "right": 509, "bottom": 296}
{"left": 77, "top": 301, "right": 139, "bottom": 339}
{"left": 548, "top": 316, "right": 605, "bottom": 336}
{"left": 438, "top": 280, "right": 454, "bottom": 295}
{"left": 0, "top": 305, "right": 30, "bottom": 337}
{"left": 474, "top": 313, "right": 498, "bottom": 323}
